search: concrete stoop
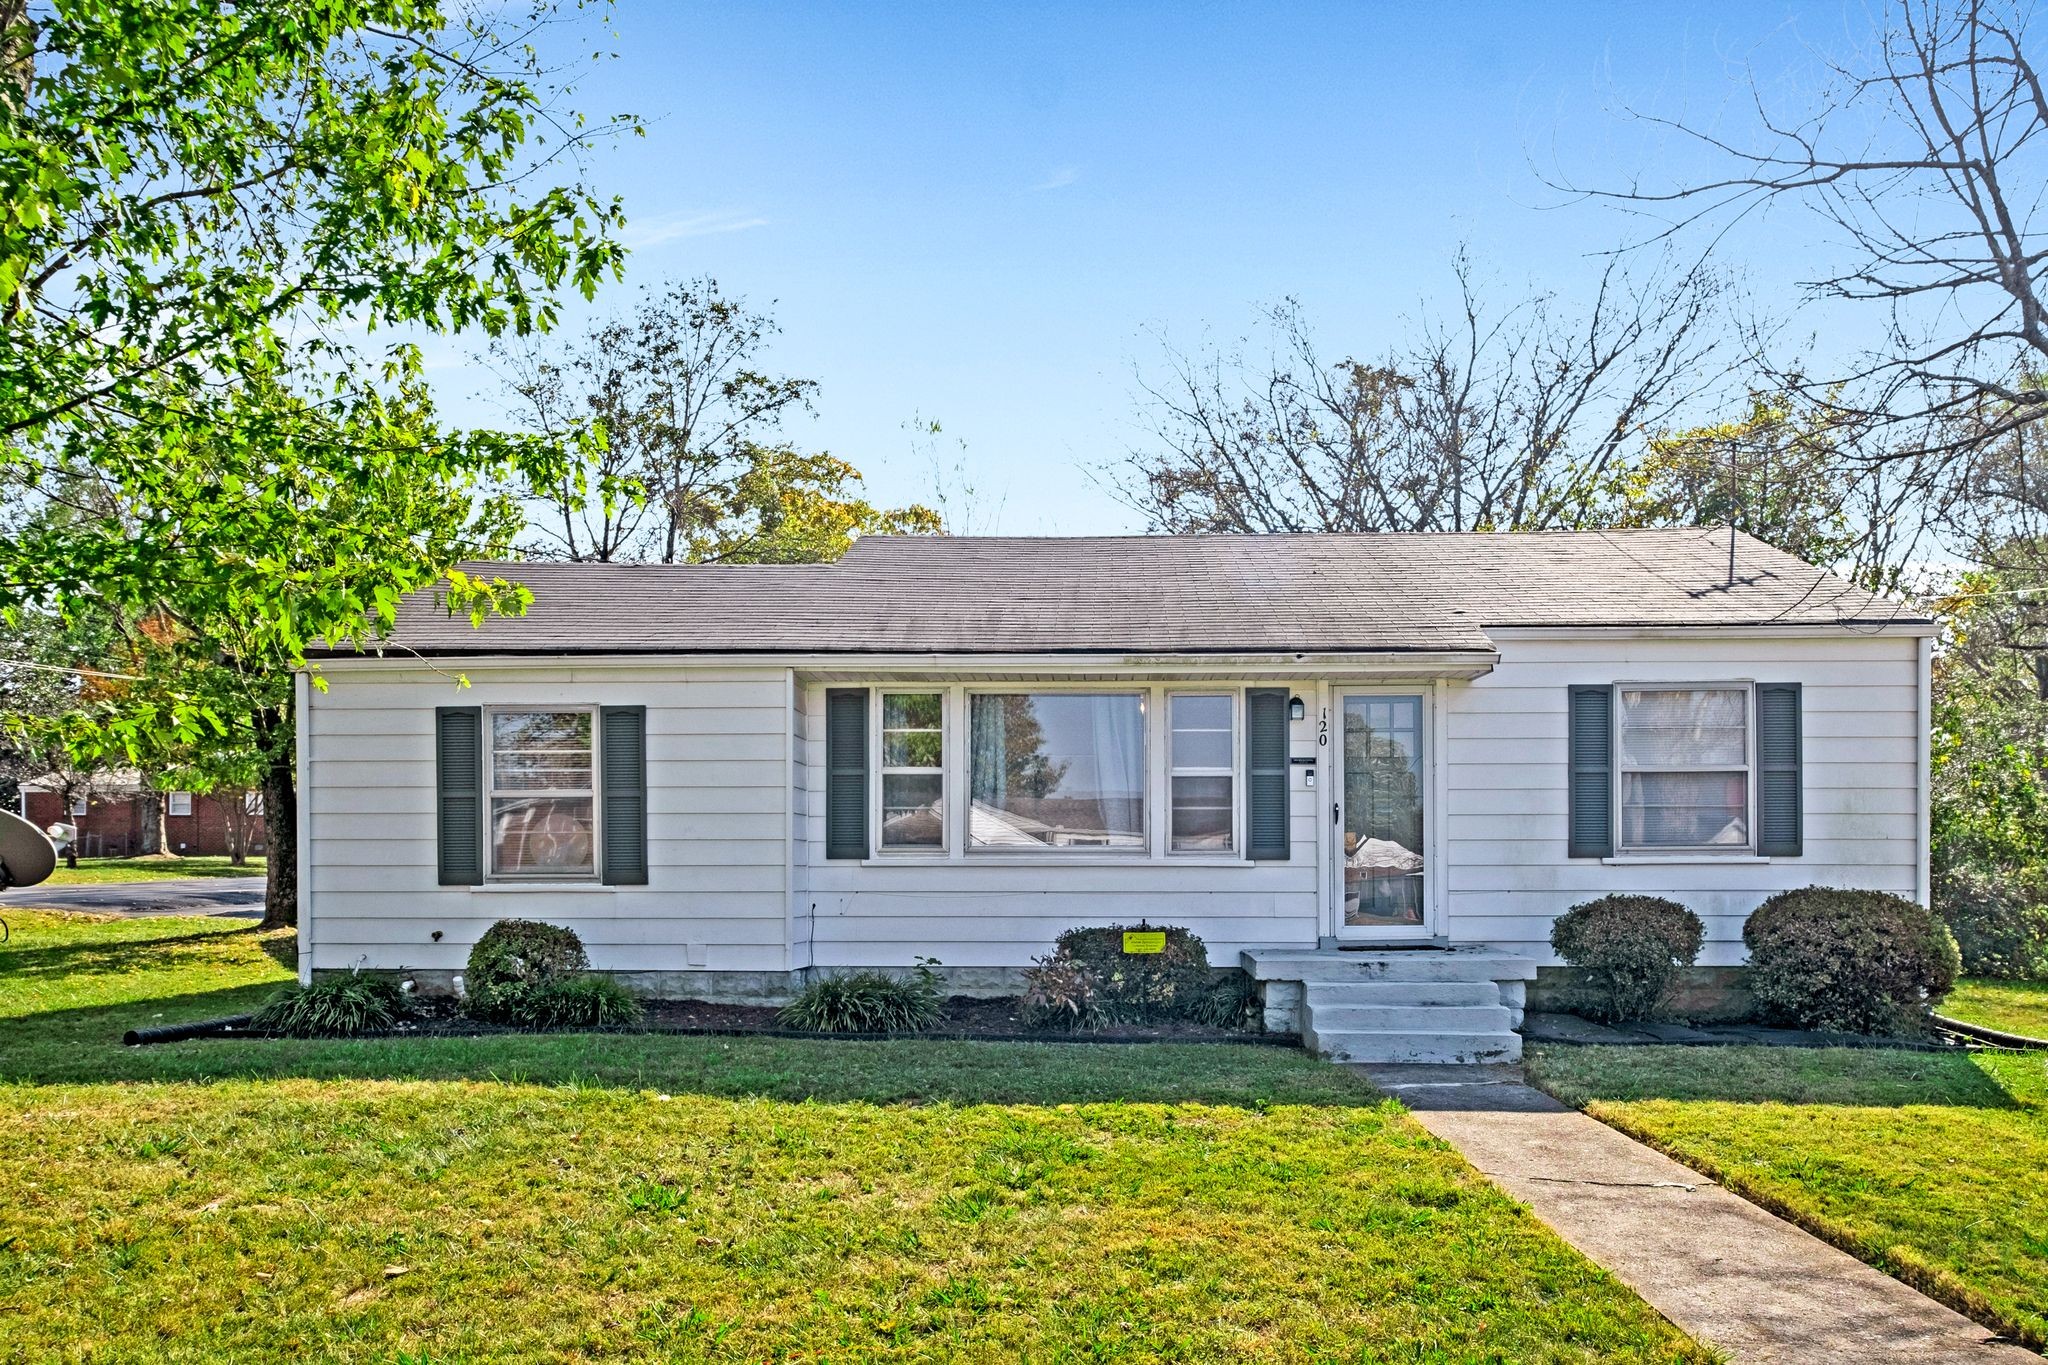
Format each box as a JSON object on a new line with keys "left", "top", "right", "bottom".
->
{"left": 1242, "top": 947, "right": 1537, "bottom": 1064}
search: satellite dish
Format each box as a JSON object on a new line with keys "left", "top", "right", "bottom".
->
{"left": 0, "top": 808, "right": 58, "bottom": 889}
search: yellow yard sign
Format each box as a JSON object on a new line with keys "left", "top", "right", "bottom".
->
{"left": 1121, "top": 930, "right": 1167, "bottom": 955}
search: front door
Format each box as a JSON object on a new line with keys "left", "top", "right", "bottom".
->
{"left": 1333, "top": 692, "right": 1429, "bottom": 941}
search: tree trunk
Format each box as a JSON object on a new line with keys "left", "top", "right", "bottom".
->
{"left": 258, "top": 716, "right": 297, "bottom": 929}
{"left": 136, "top": 788, "right": 163, "bottom": 855}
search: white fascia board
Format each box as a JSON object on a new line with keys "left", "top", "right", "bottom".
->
{"left": 1483, "top": 622, "right": 1940, "bottom": 641}
{"left": 307, "top": 649, "right": 1502, "bottom": 680}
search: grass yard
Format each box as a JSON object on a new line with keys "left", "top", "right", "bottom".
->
{"left": 41, "top": 854, "right": 264, "bottom": 885}
{"left": 1943, "top": 978, "right": 2048, "bottom": 1039}
{"left": 1526, "top": 1042, "right": 2048, "bottom": 1350}
{"left": 0, "top": 912, "right": 1707, "bottom": 1364}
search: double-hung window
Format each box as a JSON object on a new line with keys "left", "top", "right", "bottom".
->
{"left": 488, "top": 708, "right": 597, "bottom": 877}
{"left": 167, "top": 791, "right": 193, "bottom": 817}
{"left": 879, "top": 692, "right": 945, "bottom": 850}
{"left": 1169, "top": 693, "right": 1235, "bottom": 852}
{"left": 968, "top": 692, "right": 1147, "bottom": 851}
{"left": 1615, "top": 686, "right": 1751, "bottom": 852}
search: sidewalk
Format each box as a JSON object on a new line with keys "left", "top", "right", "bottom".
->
{"left": 1359, "top": 1064, "right": 2036, "bottom": 1364}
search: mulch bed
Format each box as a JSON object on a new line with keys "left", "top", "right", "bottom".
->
{"left": 135, "top": 996, "right": 1290, "bottom": 1047}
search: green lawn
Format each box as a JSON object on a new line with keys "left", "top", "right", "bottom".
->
{"left": 1526, "top": 1042, "right": 2048, "bottom": 1350}
{"left": 1944, "top": 978, "right": 2048, "bottom": 1039}
{"left": 0, "top": 912, "right": 1706, "bottom": 1363}
{"left": 41, "top": 854, "right": 265, "bottom": 885}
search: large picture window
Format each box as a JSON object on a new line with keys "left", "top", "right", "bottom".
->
{"left": 969, "top": 692, "right": 1146, "bottom": 851}
{"left": 1616, "top": 686, "right": 1750, "bottom": 851}
{"left": 880, "top": 692, "right": 945, "bottom": 849}
{"left": 489, "top": 709, "right": 596, "bottom": 876}
{"left": 1169, "top": 693, "right": 1234, "bottom": 852}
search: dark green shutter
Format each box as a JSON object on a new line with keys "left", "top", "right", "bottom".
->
{"left": 1756, "top": 683, "right": 1803, "bottom": 857}
{"left": 1246, "top": 688, "right": 1290, "bottom": 861}
{"left": 825, "top": 689, "right": 869, "bottom": 859}
{"left": 600, "top": 706, "right": 648, "bottom": 885}
{"left": 436, "top": 706, "right": 484, "bottom": 885}
{"left": 1567, "top": 686, "right": 1614, "bottom": 859}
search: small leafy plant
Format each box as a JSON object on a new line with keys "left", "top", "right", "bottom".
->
{"left": 254, "top": 971, "right": 411, "bottom": 1037}
{"left": 521, "top": 974, "right": 644, "bottom": 1030}
{"left": 1550, "top": 894, "right": 1705, "bottom": 1022}
{"left": 1019, "top": 951, "right": 1099, "bottom": 1030}
{"left": 778, "top": 959, "right": 943, "bottom": 1033}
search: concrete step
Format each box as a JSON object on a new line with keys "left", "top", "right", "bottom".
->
{"left": 1305, "top": 1003, "right": 1514, "bottom": 1033}
{"left": 1307, "top": 1028, "right": 1523, "bottom": 1065}
{"left": 1304, "top": 980, "right": 1502, "bottom": 1008}
{"left": 1245, "top": 951, "right": 1538, "bottom": 985}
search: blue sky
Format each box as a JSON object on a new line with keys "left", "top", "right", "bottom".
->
{"left": 438, "top": 1, "right": 1868, "bottom": 533}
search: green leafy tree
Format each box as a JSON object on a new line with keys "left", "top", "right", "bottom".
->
{"left": 0, "top": 1, "right": 633, "bottom": 923}
{"left": 493, "top": 277, "right": 937, "bottom": 563}
{"left": 1930, "top": 561, "right": 2048, "bottom": 877}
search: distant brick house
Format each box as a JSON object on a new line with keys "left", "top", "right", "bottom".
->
{"left": 18, "top": 768, "right": 266, "bottom": 859}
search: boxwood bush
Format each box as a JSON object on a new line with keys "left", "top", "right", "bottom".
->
{"left": 462, "top": 919, "right": 642, "bottom": 1028}
{"left": 1549, "top": 894, "right": 1704, "bottom": 1022}
{"left": 1935, "top": 866, "right": 2048, "bottom": 980}
{"left": 1743, "top": 886, "right": 1962, "bottom": 1035}
{"left": 1020, "top": 924, "right": 1249, "bottom": 1030}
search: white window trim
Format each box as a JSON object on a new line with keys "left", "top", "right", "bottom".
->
{"left": 1612, "top": 680, "right": 1757, "bottom": 857}
{"left": 1166, "top": 690, "right": 1240, "bottom": 856}
{"left": 484, "top": 704, "right": 601, "bottom": 882}
{"left": 70, "top": 795, "right": 88, "bottom": 816}
{"left": 873, "top": 689, "right": 948, "bottom": 855}
{"left": 167, "top": 791, "right": 193, "bottom": 817}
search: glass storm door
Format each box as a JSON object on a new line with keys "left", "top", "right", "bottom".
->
{"left": 1335, "top": 693, "right": 1428, "bottom": 939}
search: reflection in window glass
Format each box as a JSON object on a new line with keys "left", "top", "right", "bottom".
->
{"left": 1342, "top": 695, "right": 1424, "bottom": 929}
{"left": 969, "top": 693, "right": 1146, "bottom": 851}
{"left": 880, "top": 692, "right": 945, "bottom": 849}
{"left": 489, "top": 710, "right": 595, "bottom": 876}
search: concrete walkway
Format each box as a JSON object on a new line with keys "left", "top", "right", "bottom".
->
{"left": 1359, "top": 1064, "right": 2037, "bottom": 1364}
{"left": 0, "top": 877, "right": 264, "bottom": 917}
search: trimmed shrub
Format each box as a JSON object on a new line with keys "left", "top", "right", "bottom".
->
{"left": 1050, "top": 923, "right": 1212, "bottom": 1018}
{"left": 254, "top": 972, "right": 410, "bottom": 1037}
{"left": 1935, "top": 866, "right": 2048, "bottom": 981}
{"left": 463, "top": 919, "right": 592, "bottom": 1024}
{"left": 1743, "top": 886, "right": 1962, "bottom": 1035}
{"left": 779, "top": 960, "right": 943, "bottom": 1033}
{"left": 521, "top": 975, "right": 644, "bottom": 1030}
{"left": 1549, "top": 895, "right": 1705, "bottom": 1022}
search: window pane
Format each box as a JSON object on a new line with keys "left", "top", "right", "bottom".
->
{"left": 883, "top": 731, "right": 944, "bottom": 768}
{"left": 881, "top": 773, "right": 944, "bottom": 848}
{"left": 883, "top": 692, "right": 942, "bottom": 730}
{"left": 1621, "top": 772, "right": 1749, "bottom": 848}
{"left": 1170, "top": 694, "right": 1234, "bottom": 770}
{"left": 492, "top": 711, "right": 594, "bottom": 791}
{"left": 1619, "top": 688, "right": 1747, "bottom": 767}
{"left": 491, "top": 795, "right": 595, "bottom": 874}
{"left": 969, "top": 693, "right": 1146, "bottom": 850}
{"left": 1171, "top": 774, "right": 1234, "bottom": 851}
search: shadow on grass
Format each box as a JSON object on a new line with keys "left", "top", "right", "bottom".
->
{"left": 0, "top": 927, "right": 273, "bottom": 984}
{"left": 1526, "top": 1042, "right": 2026, "bottom": 1111}
{"left": 0, "top": 990, "right": 1381, "bottom": 1110}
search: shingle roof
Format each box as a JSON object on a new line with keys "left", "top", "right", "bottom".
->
{"left": 358, "top": 528, "right": 1926, "bottom": 657}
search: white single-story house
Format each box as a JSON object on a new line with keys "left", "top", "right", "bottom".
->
{"left": 298, "top": 529, "right": 1933, "bottom": 1062}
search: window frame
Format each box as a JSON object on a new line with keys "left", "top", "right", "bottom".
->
{"left": 484, "top": 704, "right": 602, "bottom": 882}
{"left": 1166, "top": 690, "right": 1240, "bottom": 855}
{"left": 1611, "top": 681, "right": 1756, "bottom": 856}
{"left": 962, "top": 686, "right": 1153, "bottom": 857}
{"left": 167, "top": 790, "right": 193, "bottom": 817}
{"left": 873, "top": 689, "right": 949, "bottom": 855}
{"left": 70, "top": 794, "right": 88, "bottom": 816}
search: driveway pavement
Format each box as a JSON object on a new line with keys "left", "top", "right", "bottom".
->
{"left": 0, "top": 877, "right": 265, "bottom": 918}
{"left": 1360, "top": 1064, "right": 2034, "bottom": 1364}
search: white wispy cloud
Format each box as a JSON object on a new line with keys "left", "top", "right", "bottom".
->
{"left": 1029, "top": 165, "right": 1080, "bottom": 192}
{"left": 622, "top": 210, "right": 773, "bottom": 250}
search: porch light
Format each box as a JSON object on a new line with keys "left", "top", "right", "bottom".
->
{"left": 1288, "top": 695, "right": 1306, "bottom": 721}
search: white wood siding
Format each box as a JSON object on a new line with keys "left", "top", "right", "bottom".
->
{"left": 792, "top": 682, "right": 1324, "bottom": 967}
{"left": 302, "top": 663, "right": 791, "bottom": 975}
{"left": 1441, "top": 634, "right": 1925, "bottom": 966}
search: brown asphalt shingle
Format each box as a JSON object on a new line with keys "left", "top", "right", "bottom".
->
{"left": 357, "top": 528, "right": 1924, "bottom": 657}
